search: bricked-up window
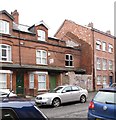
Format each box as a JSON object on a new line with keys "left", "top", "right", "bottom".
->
{"left": 96, "top": 40, "right": 101, "bottom": 50}
{"left": 65, "top": 54, "right": 73, "bottom": 67}
{"left": 108, "top": 44, "right": 113, "bottom": 53}
{"left": 38, "top": 74, "right": 46, "bottom": 90}
{"left": 102, "top": 42, "right": 106, "bottom": 51}
{"left": 102, "top": 59, "right": 107, "bottom": 70}
{"left": 0, "top": 73, "right": 7, "bottom": 89}
{"left": 37, "top": 30, "right": 45, "bottom": 41}
{"left": 97, "top": 75, "right": 101, "bottom": 85}
{"left": 36, "top": 50, "right": 47, "bottom": 65}
{"left": 109, "top": 60, "right": 113, "bottom": 70}
{"left": 0, "top": 44, "right": 12, "bottom": 62}
{"left": 96, "top": 58, "right": 101, "bottom": 70}
{"left": 29, "top": 74, "right": 34, "bottom": 89}
{"left": 0, "top": 20, "right": 9, "bottom": 34}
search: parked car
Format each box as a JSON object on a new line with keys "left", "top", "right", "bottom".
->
{"left": 88, "top": 87, "right": 116, "bottom": 120}
{"left": 0, "top": 97, "right": 48, "bottom": 120}
{"left": 0, "top": 89, "right": 17, "bottom": 97}
{"left": 35, "top": 85, "right": 88, "bottom": 107}
{"left": 110, "top": 83, "right": 116, "bottom": 88}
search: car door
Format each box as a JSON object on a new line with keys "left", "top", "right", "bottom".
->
{"left": 60, "top": 86, "right": 72, "bottom": 103}
{"left": 71, "top": 86, "right": 80, "bottom": 101}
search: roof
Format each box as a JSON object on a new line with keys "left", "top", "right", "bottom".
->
{"left": 13, "top": 22, "right": 36, "bottom": 34}
{"left": 35, "top": 20, "right": 49, "bottom": 29}
{"left": 0, "top": 10, "right": 14, "bottom": 20}
{"left": 99, "top": 87, "right": 116, "bottom": 92}
{"left": 54, "top": 19, "right": 114, "bottom": 38}
{"left": 0, "top": 100, "right": 34, "bottom": 108}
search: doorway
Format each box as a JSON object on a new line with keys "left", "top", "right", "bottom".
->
{"left": 49, "top": 76, "right": 57, "bottom": 90}
{"left": 16, "top": 71, "right": 24, "bottom": 95}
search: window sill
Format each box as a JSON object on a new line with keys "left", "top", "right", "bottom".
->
{"left": 0, "top": 61, "right": 13, "bottom": 63}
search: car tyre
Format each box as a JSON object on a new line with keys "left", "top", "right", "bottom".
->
{"left": 52, "top": 98, "right": 61, "bottom": 107}
{"left": 80, "top": 95, "right": 86, "bottom": 103}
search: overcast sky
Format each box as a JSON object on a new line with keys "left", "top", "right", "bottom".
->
{"left": 1, "top": 0, "right": 115, "bottom": 36}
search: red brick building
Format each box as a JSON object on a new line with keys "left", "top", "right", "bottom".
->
{"left": 55, "top": 20, "right": 115, "bottom": 90}
{"left": 0, "top": 10, "right": 86, "bottom": 96}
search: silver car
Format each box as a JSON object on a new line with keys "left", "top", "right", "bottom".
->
{"left": 35, "top": 85, "right": 88, "bottom": 107}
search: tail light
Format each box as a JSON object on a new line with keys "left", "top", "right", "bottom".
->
{"left": 89, "top": 101, "right": 94, "bottom": 109}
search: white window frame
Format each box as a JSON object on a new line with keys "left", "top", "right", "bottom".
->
{"left": 38, "top": 74, "right": 46, "bottom": 90}
{"left": 97, "top": 75, "right": 101, "bottom": 85}
{"left": 29, "top": 74, "right": 34, "bottom": 89}
{"left": 96, "top": 58, "right": 101, "bottom": 70}
{"left": 108, "top": 44, "right": 113, "bottom": 53}
{"left": 65, "top": 54, "right": 74, "bottom": 67}
{"left": 102, "top": 42, "right": 106, "bottom": 52}
{"left": 37, "top": 30, "right": 46, "bottom": 41}
{"left": 0, "top": 44, "right": 12, "bottom": 62}
{"left": 0, "top": 73, "right": 7, "bottom": 89}
{"left": 36, "top": 50, "right": 47, "bottom": 65}
{"left": 103, "top": 76, "right": 107, "bottom": 84}
{"left": 96, "top": 40, "right": 101, "bottom": 50}
{"left": 109, "top": 60, "right": 113, "bottom": 70}
{"left": 102, "top": 59, "right": 107, "bottom": 70}
{"left": 0, "top": 20, "right": 9, "bottom": 34}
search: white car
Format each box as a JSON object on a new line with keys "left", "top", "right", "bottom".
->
{"left": 0, "top": 89, "right": 17, "bottom": 98}
{"left": 35, "top": 85, "right": 88, "bottom": 107}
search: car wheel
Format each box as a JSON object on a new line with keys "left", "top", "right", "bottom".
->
{"left": 80, "top": 95, "right": 86, "bottom": 103}
{"left": 52, "top": 98, "right": 61, "bottom": 107}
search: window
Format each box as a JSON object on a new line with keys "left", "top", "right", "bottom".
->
{"left": 0, "top": 44, "right": 12, "bottom": 62}
{"left": 0, "top": 20, "right": 9, "bottom": 34}
{"left": 29, "top": 74, "right": 34, "bottom": 89}
{"left": 108, "top": 44, "right": 113, "bottom": 53}
{"left": 37, "top": 30, "right": 45, "bottom": 41}
{"left": 0, "top": 73, "right": 7, "bottom": 89}
{"left": 102, "top": 42, "right": 106, "bottom": 51}
{"left": 102, "top": 59, "right": 107, "bottom": 70}
{"left": 96, "top": 40, "right": 101, "bottom": 50}
{"left": 65, "top": 54, "right": 73, "bottom": 67}
{"left": 103, "top": 76, "right": 107, "bottom": 84}
{"left": 38, "top": 74, "right": 46, "bottom": 90}
{"left": 109, "top": 60, "right": 113, "bottom": 70}
{"left": 96, "top": 58, "right": 101, "bottom": 70}
{"left": 36, "top": 50, "right": 47, "bottom": 65}
{"left": 97, "top": 75, "right": 101, "bottom": 85}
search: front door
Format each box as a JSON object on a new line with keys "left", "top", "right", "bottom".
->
{"left": 49, "top": 76, "right": 56, "bottom": 90}
{"left": 16, "top": 71, "right": 24, "bottom": 95}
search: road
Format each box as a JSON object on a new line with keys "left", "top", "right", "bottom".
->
{"left": 38, "top": 92, "right": 97, "bottom": 119}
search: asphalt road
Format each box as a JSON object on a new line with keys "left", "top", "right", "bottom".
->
{"left": 38, "top": 92, "right": 97, "bottom": 119}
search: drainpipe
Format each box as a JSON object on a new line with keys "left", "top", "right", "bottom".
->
{"left": 91, "top": 28, "right": 95, "bottom": 91}
{"left": 18, "top": 31, "right": 21, "bottom": 66}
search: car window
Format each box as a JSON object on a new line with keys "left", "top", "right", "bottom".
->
{"left": 1, "top": 108, "right": 19, "bottom": 120}
{"left": 93, "top": 91, "right": 116, "bottom": 104}
{"left": 72, "top": 86, "right": 79, "bottom": 91}
{"left": 62, "top": 86, "right": 72, "bottom": 92}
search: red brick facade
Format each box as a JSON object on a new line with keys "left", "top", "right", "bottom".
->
{"left": 0, "top": 10, "right": 84, "bottom": 96}
{"left": 55, "top": 20, "right": 115, "bottom": 90}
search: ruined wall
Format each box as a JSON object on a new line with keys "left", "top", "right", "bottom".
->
{"left": 62, "top": 72, "right": 93, "bottom": 91}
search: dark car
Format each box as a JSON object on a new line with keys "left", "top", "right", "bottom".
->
{"left": 0, "top": 97, "right": 48, "bottom": 120}
{"left": 88, "top": 87, "right": 116, "bottom": 120}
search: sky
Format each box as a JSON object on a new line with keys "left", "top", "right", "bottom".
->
{"left": 1, "top": 0, "right": 115, "bottom": 36}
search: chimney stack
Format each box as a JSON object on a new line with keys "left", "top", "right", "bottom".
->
{"left": 11, "top": 10, "right": 19, "bottom": 24}
{"left": 88, "top": 22, "right": 93, "bottom": 28}
{"left": 106, "top": 30, "right": 111, "bottom": 35}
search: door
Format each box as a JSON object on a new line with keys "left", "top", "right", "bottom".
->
{"left": 16, "top": 71, "right": 24, "bottom": 95}
{"left": 49, "top": 76, "right": 56, "bottom": 90}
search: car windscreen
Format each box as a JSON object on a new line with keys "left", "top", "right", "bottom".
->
{"left": 93, "top": 91, "right": 116, "bottom": 104}
{"left": 50, "top": 87, "right": 63, "bottom": 93}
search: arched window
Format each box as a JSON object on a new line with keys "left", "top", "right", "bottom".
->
{"left": 0, "top": 44, "right": 12, "bottom": 62}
